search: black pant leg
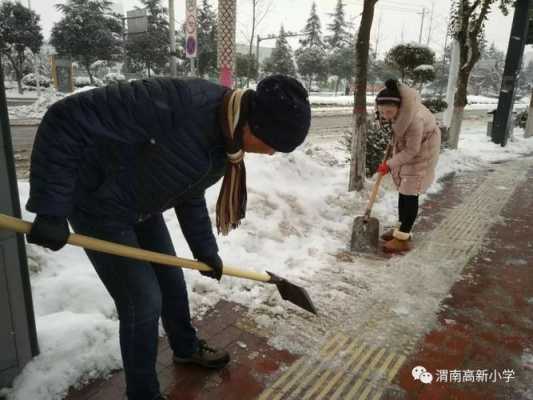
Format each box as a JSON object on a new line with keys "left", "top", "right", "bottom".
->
{"left": 398, "top": 193, "right": 419, "bottom": 233}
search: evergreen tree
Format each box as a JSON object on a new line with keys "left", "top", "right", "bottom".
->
{"left": 328, "top": 45, "right": 354, "bottom": 94}
{"left": 262, "top": 26, "right": 295, "bottom": 76}
{"left": 197, "top": 0, "right": 217, "bottom": 78}
{"left": 469, "top": 42, "right": 505, "bottom": 95}
{"left": 125, "top": 0, "right": 169, "bottom": 77}
{"left": 296, "top": 46, "right": 327, "bottom": 90}
{"left": 326, "top": 0, "right": 350, "bottom": 49}
{"left": 518, "top": 60, "right": 533, "bottom": 95}
{"left": 300, "top": 2, "right": 324, "bottom": 49}
{"left": 51, "top": 0, "right": 122, "bottom": 84}
{"left": 384, "top": 43, "right": 435, "bottom": 85}
{"left": 0, "top": 1, "right": 43, "bottom": 94}
{"left": 235, "top": 53, "right": 258, "bottom": 87}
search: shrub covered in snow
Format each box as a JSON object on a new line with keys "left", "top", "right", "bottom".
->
{"left": 74, "top": 76, "right": 104, "bottom": 88}
{"left": 515, "top": 110, "right": 528, "bottom": 130}
{"left": 339, "top": 116, "right": 392, "bottom": 176}
{"left": 22, "top": 73, "right": 52, "bottom": 88}
{"left": 422, "top": 98, "right": 448, "bottom": 114}
{"left": 104, "top": 72, "right": 126, "bottom": 84}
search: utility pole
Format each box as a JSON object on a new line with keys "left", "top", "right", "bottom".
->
{"left": 439, "top": 13, "right": 451, "bottom": 98}
{"left": 25, "top": 0, "right": 40, "bottom": 97}
{"left": 375, "top": 12, "right": 382, "bottom": 58}
{"left": 418, "top": 8, "right": 426, "bottom": 44}
{"left": 169, "top": 0, "right": 177, "bottom": 77}
{"left": 255, "top": 31, "right": 305, "bottom": 72}
{"left": 426, "top": 2, "right": 434, "bottom": 46}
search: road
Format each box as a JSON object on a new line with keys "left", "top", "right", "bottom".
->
{"left": 8, "top": 111, "right": 489, "bottom": 178}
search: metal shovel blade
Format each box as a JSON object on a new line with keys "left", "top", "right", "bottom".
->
{"left": 350, "top": 216, "right": 380, "bottom": 253}
{"left": 267, "top": 271, "right": 317, "bottom": 315}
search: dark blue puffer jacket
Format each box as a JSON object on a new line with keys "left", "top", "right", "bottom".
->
{"left": 26, "top": 78, "right": 228, "bottom": 258}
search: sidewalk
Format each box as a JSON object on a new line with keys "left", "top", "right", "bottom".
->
{"left": 65, "top": 159, "right": 533, "bottom": 400}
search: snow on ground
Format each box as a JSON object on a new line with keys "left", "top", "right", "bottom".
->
{"left": 4, "top": 122, "right": 533, "bottom": 399}
{"left": 309, "top": 94, "right": 530, "bottom": 111}
{"left": 9, "top": 89, "right": 530, "bottom": 121}
{"left": 8, "top": 90, "right": 65, "bottom": 120}
{"left": 5, "top": 88, "right": 39, "bottom": 99}
{"left": 7, "top": 87, "right": 97, "bottom": 121}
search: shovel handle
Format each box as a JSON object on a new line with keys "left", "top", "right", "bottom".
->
{"left": 0, "top": 213, "right": 271, "bottom": 283}
{"left": 364, "top": 173, "right": 385, "bottom": 218}
{"left": 365, "top": 143, "right": 393, "bottom": 218}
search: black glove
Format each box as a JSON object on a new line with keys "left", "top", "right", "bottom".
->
{"left": 27, "top": 215, "right": 69, "bottom": 251}
{"left": 198, "top": 253, "right": 223, "bottom": 281}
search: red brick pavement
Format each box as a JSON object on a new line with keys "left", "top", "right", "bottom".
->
{"left": 384, "top": 166, "right": 533, "bottom": 400}
{"left": 65, "top": 164, "right": 533, "bottom": 400}
{"left": 65, "top": 301, "right": 298, "bottom": 400}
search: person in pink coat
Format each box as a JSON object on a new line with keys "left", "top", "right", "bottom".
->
{"left": 375, "top": 79, "right": 441, "bottom": 253}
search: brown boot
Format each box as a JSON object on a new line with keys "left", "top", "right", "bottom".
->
{"left": 381, "top": 225, "right": 409, "bottom": 242}
{"left": 380, "top": 229, "right": 394, "bottom": 241}
{"left": 383, "top": 230, "right": 412, "bottom": 253}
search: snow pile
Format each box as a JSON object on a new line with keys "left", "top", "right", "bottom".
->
{"left": 8, "top": 87, "right": 101, "bottom": 120}
{"left": 309, "top": 95, "right": 376, "bottom": 106}
{"left": 104, "top": 72, "right": 126, "bottom": 83}
{"left": 5, "top": 123, "right": 533, "bottom": 399}
{"left": 8, "top": 90, "right": 65, "bottom": 120}
{"left": 414, "top": 64, "right": 434, "bottom": 72}
{"left": 309, "top": 94, "right": 529, "bottom": 111}
{"left": 467, "top": 95, "right": 499, "bottom": 104}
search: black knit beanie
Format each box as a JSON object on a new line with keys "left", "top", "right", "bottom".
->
{"left": 376, "top": 79, "right": 402, "bottom": 106}
{"left": 248, "top": 75, "right": 311, "bottom": 153}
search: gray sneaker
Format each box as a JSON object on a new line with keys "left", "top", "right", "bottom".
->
{"left": 173, "top": 340, "right": 230, "bottom": 369}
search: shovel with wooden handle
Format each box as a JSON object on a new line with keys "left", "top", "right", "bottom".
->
{"left": 0, "top": 213, "right": 317, "bottom": 315}
{"left": 350, "top": 142, "right": 393, "bottom": 254}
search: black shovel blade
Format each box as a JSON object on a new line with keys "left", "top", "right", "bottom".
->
{"left": 267, "top": 271, "right": 317, "bottom": 315}
{"left": 350, "top": 216, "right": 380, "bottom": 253}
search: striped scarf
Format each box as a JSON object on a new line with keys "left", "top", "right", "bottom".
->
{"left": 216, "top": 89, "right": 253, "bottom": 235}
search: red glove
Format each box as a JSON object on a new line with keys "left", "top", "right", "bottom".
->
{"left": 377, "top": 162, "right": 390, "bottom": 175}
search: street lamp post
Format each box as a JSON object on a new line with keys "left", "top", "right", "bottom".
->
{"left": 255, "top": 31, "right": 305, "bottom": 71}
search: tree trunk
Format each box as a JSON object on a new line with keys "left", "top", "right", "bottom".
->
{"left": 525, "top": 87, "right": 533, "bottom": 138}
{"left": 447, "top": 68, "right": 469, "bottom": 149}
{"left": 335, "top": 77, "right": 340, "bottom": 96}
{"left": 246, "top": 0, "right": 257, "bottom": 88}
{"left": 443, "top": 39, "right": 460, "bottom": 128}
{"left": 16, "top": 76, "right": 23, "bottom": 95}
{"left": 7, "top": 53, "right": 24, "bottom": 95}
{"left": 447, "top": 0, "right": 489, "bottom": 149}
{"left": 83, "top": 60, "right": 94, "bottom": 85}
{"left": 349, "top": 0, "right": 377, "bottom": 192}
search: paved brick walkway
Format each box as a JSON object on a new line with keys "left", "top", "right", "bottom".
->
{"left": 383, "top": 166, "right": 533, "bottom": 400}
{"left": 65, "top": 160, "right": 533, "bottom": 400}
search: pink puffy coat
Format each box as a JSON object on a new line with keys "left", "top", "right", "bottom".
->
{"left": 387, "top": 84, "right": 441, "bottom": 196}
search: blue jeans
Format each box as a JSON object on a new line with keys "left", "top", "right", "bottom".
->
{"left": 69, "top": 211, "right": 199, "bottom": 400}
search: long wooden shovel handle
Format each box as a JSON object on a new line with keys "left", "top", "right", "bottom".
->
{"left": 364, "top": 143, "right": 393, "bottom": 219}
{"left": 364, "top": 174, "right": 385, "bottom": 219}
{"left": 0, "top": 213, "right": 271, "bottom": 283}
